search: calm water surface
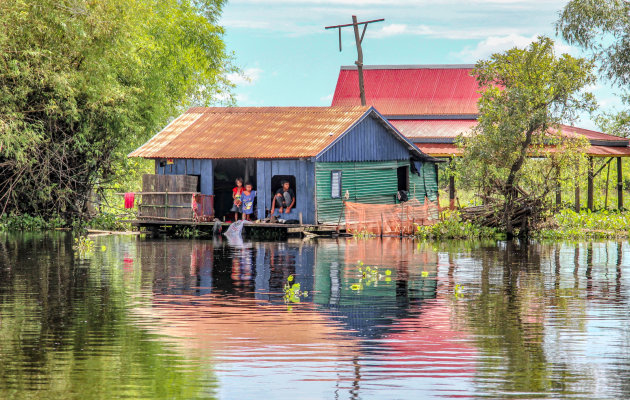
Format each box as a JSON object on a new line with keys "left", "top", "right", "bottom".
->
{"left": 1, "top": 233, "right": 629, "bottom": 399}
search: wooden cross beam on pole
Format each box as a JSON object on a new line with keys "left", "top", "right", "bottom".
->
{"left": 325, "top": 16, "right": 384, "bottom": 106}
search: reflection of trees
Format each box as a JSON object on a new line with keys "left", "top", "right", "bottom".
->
{"left": 462, "top": 240, "right": 630, "bottom": 397}
{"left": 464, "top": 241, "right": 578, "bottom": 396}
{"left": 0, "top": 233, "right": 215, "bottom": 399}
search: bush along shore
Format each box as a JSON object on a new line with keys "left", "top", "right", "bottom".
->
{"left": 414, "top": 212, "right": 502, "bottom": 240}
{"left": 0, "top": 212, "right": 132, "bottom": 233}
{"left": 534, "top": 209, "right": 630, "bottom": 239}
{"left": 412, "top": 209, "right": 630, "bottom": 241}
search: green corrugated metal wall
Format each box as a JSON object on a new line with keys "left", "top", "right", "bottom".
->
{"left": 409, "top": 161, "right": 438, "bottom": 203}
{"left": 315, "top": 160, "right": 438, "bottom": 224}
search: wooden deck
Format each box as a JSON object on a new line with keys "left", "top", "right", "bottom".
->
{"left": 129, "top": 219, "right": 344, "bottom": 237}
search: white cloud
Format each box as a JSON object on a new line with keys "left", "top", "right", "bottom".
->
{"left": 456, "top": 34, "right": 575, "bottom": 62}
{"left": 221, "top": 0, "right": 568, "bottom": 38}
{"left": 319, "top": 93, "right": 333, "bottom": 103}
{"left": 227, "top": 67, "right": 263, "bottom": 86}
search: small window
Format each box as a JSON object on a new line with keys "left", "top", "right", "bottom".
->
{"left": 331, "top": 171, "right": 342, "bottom": 199}
{"left": 271, "top": 175, "right": 297, "bottom": 207}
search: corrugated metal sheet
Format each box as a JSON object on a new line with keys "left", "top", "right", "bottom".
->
{"left": 129, "top": 107, "right": 369, "bottom": 159}
{"left": 414, "top": 143, "right": 461, "bottom": 157}
{"left": 415, "top": 141, "right": 630, "bottom": 158}
{"left": 409, "top": 161, "right": 438, "bottom": 203}
{"left": 555, "top": 125, "right": 629, "bottom": 143}
{"left": 331, "top": 66, "right": 480, "bottom": 116}
{"left": 315, "top": 160, "right": 438, "bottom": 224}
{"left": 317, "top": 115, "right": 411, "bottom": 162}
{"left": 391, "top": 119, "right": 477, "bottom": 139}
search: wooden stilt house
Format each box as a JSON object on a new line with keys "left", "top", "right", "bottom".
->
{"left": 129, "top": 106, "right": 439, "bottom": 224}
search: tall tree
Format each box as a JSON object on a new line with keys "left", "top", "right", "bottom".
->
{"left": 457, "top": 37, "right": 595, "bottom": 236}
{"left": 558, "top": 0, "right": 630, "bottom": 137}
{"left": 0, "top": 0, "right": 235, "bottom": 220}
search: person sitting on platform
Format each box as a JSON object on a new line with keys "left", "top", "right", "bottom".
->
{"left": 241, "top": 182, "right": 256, "bottom": 221}
{"left": 270, "top": 180, "right": 295, "bottom": 215}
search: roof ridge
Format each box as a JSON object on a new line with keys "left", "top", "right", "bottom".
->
{"left": 340, "top": 64, "right": 475, "bottom": 70}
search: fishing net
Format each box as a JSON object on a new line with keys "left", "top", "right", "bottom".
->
{"left": 223, "top": 220, "right": 252, "bottom": 247}
{"left": 344, "top": 198, "right": 439, "bottom": 236}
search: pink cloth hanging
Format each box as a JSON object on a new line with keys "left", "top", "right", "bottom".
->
{"left": 124, "top": 192, "right": 135, "bottom": 209}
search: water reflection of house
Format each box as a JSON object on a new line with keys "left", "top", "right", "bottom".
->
{"left": 132, "top": 238, "right": 478, "bottom": 392}
{"left": 312, "top": 238, "right": 439, "bottom": 339}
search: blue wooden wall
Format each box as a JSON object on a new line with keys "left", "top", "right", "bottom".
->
{"left": 256, "top": 159, "right": 316, "bottom": 223}
{"left": 154, "top": 159, "right": 213, "bottom": 195}
{"left": 317, "top": 115, "right": 411, "bottom": 162}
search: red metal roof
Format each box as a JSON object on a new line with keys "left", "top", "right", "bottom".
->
{"left": 129, "top": 106, "right": 373, "bottom": 159}
{"left": 331, "top": 65, "right": 480, "bottom": 116}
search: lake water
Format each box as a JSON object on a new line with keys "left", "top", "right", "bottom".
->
{"left": 1, "top": 233, "right": 629, "bottom": 399}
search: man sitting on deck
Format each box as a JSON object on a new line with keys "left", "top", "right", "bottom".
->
{"left": 270, "top": 180, "right": 295, "bottom": 215}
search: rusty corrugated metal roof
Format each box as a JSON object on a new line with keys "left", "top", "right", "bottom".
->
{"left": 331, "top": 65, "right": 481, "bottom": 115}
{"left": 414, "top": 140, "right": 630, "bottom": 158}
{"left": 129, "top": 106, "right": 371, "bottom": 159}
{"left": 391, "top": 119, "right": 477, "bottom": 139}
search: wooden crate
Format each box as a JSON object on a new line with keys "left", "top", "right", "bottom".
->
{"left": 139, "top": 174, "right": 199, "bottom": 220}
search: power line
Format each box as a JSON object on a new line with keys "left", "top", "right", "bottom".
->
{"left": 325, "top": 16, "right": 384, "bottom": 106}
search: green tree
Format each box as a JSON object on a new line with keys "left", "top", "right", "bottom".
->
{"left": 457, "top": 37, "right": 595, "bottom": 236}
{"left": 0, "top": 0, "right": 235, "bottom": 221}
{"left": 558, "top": 0, "right": 630, "bottom": 137}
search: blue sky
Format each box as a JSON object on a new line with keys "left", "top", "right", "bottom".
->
{"left": 219, "top": 0, "right": 623, "bottom": 130}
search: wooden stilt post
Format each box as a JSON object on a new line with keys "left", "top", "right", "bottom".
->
{"left": 587, "top": 157, "right": 594, "bottom": 211}
{"left": 574, "top": 180, "right": 580, "bottom": 212}
{"left": 605, "top": 160, "right": 611, "bottom": 209}
{"left": 449, "top": 175, "right": 456, "bottom": 210}
{"left": 555, "top": 178, "right": 561, "bottom": 210}
{"left": 618, "top": 157, "right": 624, "bottom": 210}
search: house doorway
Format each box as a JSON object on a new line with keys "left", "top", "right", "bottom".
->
{"left": 213, "top": 159, "right": 257, "bottom": 220}
{"left": 397, "top": 165, "right": 409, "bottom": 192}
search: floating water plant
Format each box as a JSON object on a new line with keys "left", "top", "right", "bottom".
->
{"left": 74, "top": 236, "right": 94, "bottom": 256}
{"left": 283, "top": 275, "right": 308, "bottom": 304}
{"left": 454, "top": 284, "right": 464, "bottom": 299}
{"left": 351, "top": 261, "right": 393, "bottom": 291}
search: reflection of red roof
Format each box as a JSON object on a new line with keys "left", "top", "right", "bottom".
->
{"left": 380, "top": 300, "right": 476, "bottom": 378}
{"left": 332, "top": 65, "right": 479, "bottom": 116}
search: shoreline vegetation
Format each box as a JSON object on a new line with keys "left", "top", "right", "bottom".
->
{"left": 3, "top": 208, "right": 630, "bottom": 241}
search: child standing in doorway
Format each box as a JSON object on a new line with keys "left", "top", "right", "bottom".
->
{"left": 230, "top": 177, "right": 244, "bottom": 221}
{"left": 241, "top": 182, "right": 256, "bottom": 221}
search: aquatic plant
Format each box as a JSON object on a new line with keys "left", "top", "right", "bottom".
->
{"left": 0, "top": 213, "right": 65, "bottom": 231}
{"left": 350, "top": 261, "right": 392, "bottom": 291}
{"left": 283, "top": 275, "right": 308, "bottom": 304}
{"left": 415, "top": 211, "right": 500, "bottom": 240}
{"left": 536, "top": 209, "right": 630, "bottom": 239}
{"left": 74, "top": 236, "right": 95, "bottom": 256}
{"left": 353, "top": 230, "right": 376, "bottom": 239}
{"left": 454, "top": 284, "right": 464, "bottom": 299}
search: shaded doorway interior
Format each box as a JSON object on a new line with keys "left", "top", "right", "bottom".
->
{"left": 213, "top": 159, "right": 257, "bottom": 220}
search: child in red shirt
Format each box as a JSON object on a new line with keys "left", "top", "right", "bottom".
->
{"left": 230, "top": 177, "right": 244, "bottom": 221}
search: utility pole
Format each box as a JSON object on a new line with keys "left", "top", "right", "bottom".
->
{"left": 325, "top": 16, "right": 384, "bottom": 106}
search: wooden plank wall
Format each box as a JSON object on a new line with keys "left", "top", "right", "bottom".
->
{"left": 154, "top": 159, "right": 213, "bottom": 195}
{"left": 256, "top": 159, "right": 316, "bottom": 223}
{"left": 139, "top": 174, "right": 198, "bottom": 220}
